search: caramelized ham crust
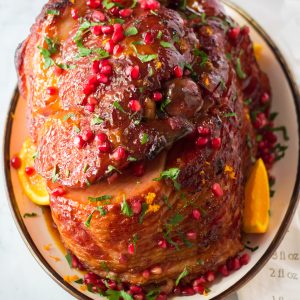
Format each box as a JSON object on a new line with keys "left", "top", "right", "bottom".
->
{"left": 16, "top": 0, "right": 271, "bottom": 290}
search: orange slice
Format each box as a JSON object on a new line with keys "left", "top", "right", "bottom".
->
{"left": 243, "top": 158, "right": 270, "bottom": 233}
{"left": 18, "top": 138, "right": 50, "bottom": 206}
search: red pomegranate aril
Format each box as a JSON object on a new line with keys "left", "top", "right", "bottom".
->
{"left": 240, "top": 253, "right": 250, "bottom": 266}
{"left": 110, "top": 7, "right": 120, "bottom": 16}
{"left": 83, "top": 83, "right": 96, "bottom": 95}
{"left": 212, "top": 183, "right": 224, "bottom": 197}
{"left": 88, "top": 75, "right": 98, "bottom": 86}
{"left": 10, "top": 156, "right": 21, "bottom": 169}
{"left": 100, "top": 64, "right": 112, "bottom": 75}
{"left": 158, "top": 239, "right": 167, "bottom": 249}
{"left": 227, "top": 257, "right": 241, "bottom": 271}
{"left": 95, "top": 133, "right": 108, "bottom": 144}
{"left": 98, "top": 141, "right": 111, "bottom": 153}
{"left": 97, "top": 73, "right": 109, "bottom": 84}
{"left": 193, "top": 277, "right": 206, "bottom": 287}
{"left": 84, "top": 272, "right": 99, "bottom": 285}
{"left": 253, "top": 112, "right": 267, "bottom": 129}
{"left": 104, "top": 39, "right": 115, "bottom": 54}
{"left": 128, "top": 243, "right": 135, "bottom": 255}
{"left": 112, "top": 29, "right": 125, "bottom": 43}
{"left": 85, "top": 103, "right": 95, "bottom": 112}
{"left": 128, "top": 100, "right": 142, "bottom": 112}
{"left": 119, "top": 8, "right": 132, "bottom": 17}
{"left": 132, "top": 200, "right": 142, "bottom": 214}
{"left": 156, "top": 293, "right": 167, "bottom": 300}
{"left": 46, "top": 86, "right": 57, "bottom": 96}
{"left": 265, "top": 131, "right": 277, "bottom": 144}
{"left": 228, "top": 26, "right": 240, "bottom": 40}
{"left": 173, "top": 287, "right": 181, "bottom": 295}
{"left": 186, "top": 231, "right": 197, "bottom": 240}
{"left": 173, "top": 65, "right": 183, "bottom": 78}
{"left": 25, "top": 166, "right": 35, "bottom": 176}
{"left": 88, "top": 96, "right": 98, "bottom": 105}
{"left": 132, "top": 162, "right": 145, "bottom": 177}
{"left": 211, "top": 137, "right": 221, "bottom": 150}
{"left": 82, "top": 130, "right": 94, "bottom": 142}
{"left": 192, "top": 209, "right": 201, "bottom": 220}
{"left": 131, "top": 65, "right": 140, "bottom": 80}
{"left": 71, "top": 254, "right": 85, "bottom": 270}
{"left": 86, "top": 0, "right": 101, "bottom": 9}
{"left": 196, "top": 137, "right": 208, "bottom": 147}
{"left": 112, "top": 147, "right": 127, "bottom": 161}
{"left": 54, "top": 65, "right": 63, "bottom": 76}
{"left": 74, "top": 135, "right": 86, "bottom": 149}
{"left": 193, "top": 285, "right": 205, "bottom": 294}
{"left": 205, "top": 271, "right": 216, "bottom": 282}
{"left": 92, "top": 60, "right": 100, "bottom": 74}
{"left": 134, "top": 294, "right": 144, "bottom": 300}
{"left": 92, "top": 10, "right": 106, "bottom": 22}
{"left": 261, "top": 92, "right": 270, "bottom": 104}
{"left": 182, "top": 287, "right": 195, "bottom": 296}
{"left": 101, "top": 25, "right": 114, "bottom": 34}
{"left": 218, "top": 264, "right": 229, "bottom": 276}
{"left": 144, "top": 32, "right": 154, "bottom": 45}
{"left": 142, "top": 270, "right": 150, "bottom": 279}
{"left": 241, "top": 25, "right": 250, "bottom": 35}
{"left": 153, "top": 92, "right": 163, "bottom": 102}
{"left": 113, "top": 44, "right": 123, "bottom": 56}
{"left": 141, "top": 0, "right": 160, "bottom": 10}
{"left": 51, "top": 187, "right": 66, "bottom": 197}
{"left": 71, "top": 8, "right": 79, "bottom": 20}
{"left": 197, "top": 126, "right": 210, "bottom": 136}
{"left": 130, "top": 285, "right": 142, "bottom": 294}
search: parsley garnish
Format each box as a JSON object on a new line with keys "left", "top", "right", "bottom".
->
{"left": 63, "top": 113, "right": 75, "bottom": 121}
{"left": 85, "top": 212, "right": 95, "bottom": 227}
{"left": 168, "top": 213, "right": 184, "bottom": 226}
{"left": 102, "top": 0, "right": 116, "bottom": 9}
{"left": 236, "top": 58, "right": 246, "bottom": 79}
{"left": 52, "top": 165, "right": 59, "bottom": 183}
{"left": 83, "top": 163, "right": 89, "bottom": 173}
{"left": 47, "top": 9, "right": 60, "bottom": 15}
{"left": 121, "top": 196, "right": 133, "bottom": 217}
{"left": 91, "top": 115, "right": 104, "bottom": 125}
{"left": 105, "top": 290, "right": 133, "bottom": 300}
{"left": 73, "top": 125, "right": 81, "bottom": 133}
{"left": 127, "top": 156, "right": 137, "bottom": 162}
{"left": 175, "top": 266, "right": 189, "bottom": 286}
{"left": 65, "top": 252, "right": 72, "bottom": 267}
{"left": 140, "top": 133, "right": 149, "bottom": 145}
{"left": 113, "top": 101, "right": 126, "bottom": 113}
{"left": 88, "top": 195, "right": 113, "bottom": 202}
{"left": 23, "top": 212, "right": 38, "bottom": 218}
{"left": 125, "top": 26, "right": 138, "bottom": 37}
{"left": 153, "top": 168, "right": 181, "bottom": 190}
{"left": 157, "top": 30, "right": 163, "bottom": 39}
{"left": 106, "top": 165, "right": 122, "bottom": 174}
{"left": 159, "top": 97, "right": 171, "bottom": 112}
{"left": 224, "top": 112, "right": 237, "bottom": 118}
{"left": 139, "top": 203, "right": 148, "bottom": 224}
{"left": 160, "top": 41, "right": 173, "bottom": 48}
{"left": 131, "top": 44, "right": 158, "bottom": 63}
{"left": 131, "top": 0, "right": 137, "bottom": 8}
{"left": 74, "top": 278, "right": 84, "bottom": 284}
{"left": 194, "top": 49, "right": 208, "bottom": 67}
{"left": 132, "top": 234, "right": 139, "bottom": 253}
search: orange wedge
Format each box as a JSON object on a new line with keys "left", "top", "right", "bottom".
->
{"left": 243, "top": 158, "right": 270, "bottom": 233}
{"left": 18, "top": 138, "right": 50, "bottom": 206}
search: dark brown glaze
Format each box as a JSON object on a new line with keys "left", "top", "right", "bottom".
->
{"left": 17, "top": 0, "right": 272, "bottom": 291}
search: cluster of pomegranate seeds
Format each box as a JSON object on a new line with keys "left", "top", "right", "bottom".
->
{"left": 10, "top": 155, "right": 22, "bottom": 169}
{"left": 51, "top": 187, "right": 66, "bottom": 197}
{"left": 25, "top": 166, "right": 35, "bottom": 176}
{"left": 86, "top": 0, "right": 101, "bottom": 9}
{"left": 195, "top": 125, "right": 222, "bottom": 150}
{"left": 140, "top": 0, "right": 160, "bottom": 10}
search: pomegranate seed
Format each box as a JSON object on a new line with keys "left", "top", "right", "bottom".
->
{"left": 84, "top": 272, "right": 100, "bottom": 285}
{"left": 25, "top": 166, "right": 35, "bottom": 176}
{"left": 144, "top": 32, "right": 154, "bottom": 45}
{"left": 46, "top": 86, "right": 57, "bottom": 95}
{"left": 83, "top": 84, "right": 96, "bottom": 95}
{"left": 156, "top": 294, "right": 167, "bottom": 300}
{"left": 193, "top": 277, "right": 206, "bottom": 287}
{"left": 86, "top": 0, "right": 101, "bottom": 9}
{"left": 95, "top": 133, "right": 108, "bottom": 144}
{"left": 132, "top": 162, "right": 145, "bottom": 177}
{"left": 128, "top": 243, "right": 135, "bottom": 254}
{"left": 141, "top": 0, "right": 160, "bottom": 10}
{"left": 240, "top": 253, "right": 250, "bottom": 266}
{"left": 104, "top": 39, "right": 115, "bottom": 54}
{"left": 71, "top": 254, "right": 85, "bottom": 270}
{"left": 88, "top": 96, "right": 98, "bottom": 105}
{"left": 142, "top": 270, "right": 150, "bottom": 278}
{"left": 173, "top": 65, "right": 183, "bottom": 78}
{"left": 112, "top": 24, "right": 124, "bottom": 43}
{"left": 253, "top": 112, "right": 267, "bottom": 129}
{"left": 113, "top": 44, "right": 123, "bottom": 56}
{"left": 196, "top": 137, "right": 208, "bottom": 147}
{"left": 227, "top": 257, "right": 241, "bottom": 271}
{"left": 54, "top": 65, "right": 63, "bottom": 76}
{"left": 261, "top": 92, "right": 270, "bottom": 104}
{"left": 100, "top": 64, "right": 112, "bottom": 75}
{"left": 186, "top": 231, "right": 197, "bottom": 240}
{"left": 182, "top": 287, "right": 195, "bottom": 296}
{"left": 228, "top": 26, "right": 240, "bottom": 40}
{"left": 265, "top": 131, "right": 277, "bottom": 144}
{"left": 218, "top": 264, "right": 229, "bottom": 276}
{"left": 150, "top": 266, "right": 162, "bottom": 275}
{"left": 88, "top": 75, "right": 98, "bottom": 85}
{"left": 153, "top": 92, "right": 163, "bottom": 102}
{"left": 132, "top": 200, "right": 142, "bottom": 214}
{"left": 110, "top": 7, "right": 120, "bottom": 16}
{"left": 82, "top": 129, "right": 94, "bottom": 142}
{"left": 97, "top": 73, "right": 109, "bottom": 84}
{"left": 119, "top": 8, "right": 132, "bottom": 18}
{"left": 130, "top": 285, "right": 142, "bottom": 294}
{"left": 112, "top": 147, "right": 127, "bottom": 161}
{"left": 197, "top": 126, "right": 210, "bottom": 136}
{"left": 71, "top": 8, "right": 79, "bottom": 20}
{"left": 211, "top": 137, "right": 221, "bottom": 150}
{"left": 101, "top": 25, "right": 114, "bottom": 34}
{"left": 92, "top": 60, "right": 100, "bottom": 74}
{"left": 192, "top": 209, "right": 201, "bottom": 220}
{"left": 98, "top": 141, "right": 111, "bottom": 153}
{"left": 173, "top": 287, "right": 181, "bottom": 295}
{"left": 85, "top": 103, "right": 95, "bottom": 112}
{"left": 10, "top": 156, "right": 22, "bottom": 169}
{"left": 241, "top": 25, "right": 250, "bottom": 35}
{"left": 92, "top": 10, "right": 106, "bottom": 22}
{"left": 193, "top": 285, "right": 205, "bottom": 294}
{"left": 91, "top": 25, "right": 102, "bottom": 36}
{"left": 131, "top": 65, "right": 140, "bottom": 80}
{"left": 128, "top": 100, "right": 142, "bottom": 112}
{"left": 158, "top": 239, "right": 167, "bottom": 249}
{"left": 51, "top": 187, "right": 66, "bottom": 197}
{"left": 212, "top": 183, "right": 224, "bottom": 197}
{"left": 205, "top": 271, "right": 215, "bottom": 282}
{"left": 108, "top": 280, "right": 117, "bottom": 290}
{"left": 74, "top": 135, "right": 86, "bottom": 149}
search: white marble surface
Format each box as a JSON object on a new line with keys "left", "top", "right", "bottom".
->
{"left": 0, "top": 0, "right": 299, "bottom": 299}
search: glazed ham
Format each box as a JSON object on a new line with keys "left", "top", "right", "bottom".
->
{"left": 16, "top": 0, "right": 271, "bottom": 293}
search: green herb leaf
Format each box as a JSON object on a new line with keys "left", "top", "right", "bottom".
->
{"left": 32, "top": 151, "right": 39, "bottom": 160}
{"left": 139, "top": 203, "right": 148, "bottom": 224}
{"left": 78, "top": 47, "right": 92, "bottom": 57}
{"left": 23, "top": 212, "right": 38, "bottom": 218}
{"left": 105, "top": 290, "right": 133, "bottom": 300}
{"left": 244, "top": 245, "right": 259, "bottom": 252}
{"left": 146, "top": 289, "right": 161, "bottom": 300}
{"left": 91, "top": 115, "right": 104, "bottom": 125}
{"left": 157, "top": 30, "right": 163, "bottom": 39}
{"left": 194, "top": 49, "right": 208, "bottom": 67}
{"left": 131, "top": 0, "right": 137, "bottom": 8}
{"left": 131, "top": 44, "right": 158, "bottom": 63}
{"left": 150, "top": 10, "right": 158, "bottom": 16}
{"left": 37, "top": 46, "right": 54, "bottom": 69}
{"left": 113, "top": 101, "right": 126, "bottom": 113}
{"left": 127, "top": 156, "right": 137, "bottom": 162}
{"left": 47, "top": 9, "right": 60, "bottom": 15}
{"left": 121, "top": 196, "right": 133, "bottom": 217}
{"left": 45, "top": 36, "right": 58, "bottom": 54}
{"left": 103, "top": 0, "right": 116, "bottom": 9}
{"left": 160, "top": 41, "right": 173, "bottom": 48}
{"left": 88, "top": 195, "right": 113, "bottom": 202}
{"left": 75, "top": 278, "right": 84, "bottom": 284}
{"left": 85, "top": 211, "right": 95, "bottom": 227}
{"left": 106, "top": 165, "right": 122, "bottom": 174}
{"left": 168, "top": 213, "right": 184, "bottom": 226}
{"left": 65, "top": 252, "right": 72, "bottom": 267}
{"left": 197, "top": 259, "right": 204, "bottom": 265}
{"left": 52, "top": 165, "right": 59, "bottom": 183}
{"left": 83, "top": 163, "right": 89, "bottom": 173}
{"left": 125, "top": 26, "right": 138, "bottom": 37}
{"left": 110, "top": 18, "right": 125, "bottom": 24}
{"left": 236, "top": 58, "right": 246, "bottom": 79}
{"left": 179, "top": 0, "right": 187, "bottom": 10}
{"left": 159, "top": 97, "right": 171, "bottom": 112}
{"left": 140, "top": 133, "right": 149, "bottom": 145}
{"left": 93, "top": 48, "right": 110, "bottom": 59}
{"left": 175, "top": 266, "right": 189, "bottom": 286}
{"left": 224, "top": 112, "right": 237, "bottom": 118}
{"left": 153, "top": 168, "right": 181, "bottom": 190}
{"left": 73, "top": 125, "right": 81, "bottom": 133}
{"left": 97, "top": 206, "right": 107, "bottom": 216}
{"left": 63, "top": 113, "right": 76, "bottom": 121}
{"left": 132, "top": 233, "right": 139, "bottom": 252}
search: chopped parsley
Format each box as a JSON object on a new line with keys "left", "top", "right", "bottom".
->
{"left": 121, "top": 196, "right": 133, "bottom": 217}
{"left": 83, "top": 163, "right": 89, "bottom": 173}
{"left": 139, "top": 203, "right": 148, "bottom": 224}
{"left": 194, "top": 49, "right": 208, "bottom": 67}
{"left": 127, "top": 156, "right": 137, "bottom": 162}
{"left": 23, "top": 212, "right": 38, "bottom": 218}
{"left": 63, "top": 113, "right": 75, "bottom": 121}
{"left": 175, "top": 266, "right": 189, "bottom": 286}
{"left": 236, "top": 58, "right": 246, "bottom": 79}
{"left": 47, "top": 9, "right": 60, "bottom": 15}
{"left": 65, "top": 252, "right": 72, "bottom": 267}
{"left": 160, "top": 41, "right": 173, "bottom": 48}
{"left": 88, "top": 195, "right": 113, "bottom": 202}
{"left": 125, "top": 26, "right": 138, "bottom": 37}
{"left": 105, "top": 290, "right": 133, "bottom": 300}
{"left": 91, "top": 115, "right": 104, "bottom": 125}
{"left": 131, "top": 44, "right": 158, "bottom": 63}
{"left": 168, "top": 213, "right": 184, "bottom": 226}
{"left": 157, "top": 30, "right": 163, "bottom": 39}
{"left": 73, "top": 125, "right": 81, "bottom": 133}
{"left": 159, "top": 97, "right": 171, "bottom": 112}
{"left": 140, "top": 133, "right": 149, "bottom": 145}
{"left": 224, "top": 112, "right": 237, "bottom": 118}
{"left": 74, "top": 278, "right": 84, "bottom": 284}
{"left": 85, "top": 212, "right": 95, "bottom": 227}
{"left": 106, "top": 165, "right": 122, "bottom": 174}
{"left": 132, "top": 234, "right": 139, "bottom": 253}
{"left": 113, "top": 101, "right": 126, "bottom": 113}
{"left": 52, "top": 165, "right": 59, "bottom": 183}
{"left": 153, "top": 168, "right": 181, "bottom": 190}
{"left": 131, "top": 0, "right": 137, "bottom": 8}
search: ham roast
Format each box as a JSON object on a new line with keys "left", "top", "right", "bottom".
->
{"left": 16, "top": 0, "right": 271, "bottom": 295}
